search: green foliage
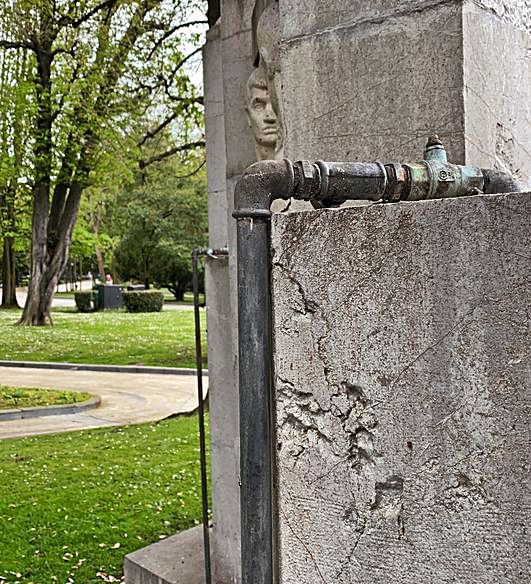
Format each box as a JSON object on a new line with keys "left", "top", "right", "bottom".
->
{"left": 0, "top": 308, "right": 205, "bottom": 368}
{"left": 0, "top": 0, "right": 208, "bottom": 321}
{"left": 74, "top": 290, "right": 98, "bottom": 312}
{"left": 0, "top": 40, "right": 33, "bottom": 289}
{"left": 123, "top": 290, "right": 164, "bottom": 313}
{"left": 69, "top": 224, "right": 98, "bottom": 264}
{"left": 113, "top": 156, "right": 207, "bottom": 298}
{"left": 0, "top": 415, "right": 208, "bottom": 583}
{"left": 0, "top": 385, "right": 92, "bottom": 409}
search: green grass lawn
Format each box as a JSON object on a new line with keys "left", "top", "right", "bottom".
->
{"left": 0, "top": 308, "right": 205, "bottom": 368}
{"left": 0, "top": 386, "right": 92, "bottom": 410}
{"left": 164, "top": 291, "right": 205, "bottom": 305}
{"left": 0, "top": 416, "right": 208, "bottom": 584}
{"left": 51, "top": 291, "right": 75, "bottom": 298}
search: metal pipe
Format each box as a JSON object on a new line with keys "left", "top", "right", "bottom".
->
{"left": 482, "top": 168, "right": 522, "bottom": 194}
{"left": 192, "top": 246, "right": 228, "bottom": 584}
{"left": 233, "top": 160, "right": 294, "bottom": 584}
{"left": 313, "top": 161, "right": 387, "bottom": 207}
{"left": 293, "top": 137, "right": 523, "bottom": 207}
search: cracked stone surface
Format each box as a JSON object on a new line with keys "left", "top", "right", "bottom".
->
{"left": 270, "top": 192, "right": 530, "bottom": 583}
{"left": 279, "top": 0, "right": 531, "bottom": 37}
{"left": 280, "top": 0, "right": 531, "bottom": 189}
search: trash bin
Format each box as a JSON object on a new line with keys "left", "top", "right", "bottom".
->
{"left": 97, "top": 285, "right": 123, "bottom": 309}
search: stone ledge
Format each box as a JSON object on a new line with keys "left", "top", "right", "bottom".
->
{"left": 124, "top": 525, "right": 207, "bottom": 584}
{"left": 0, "top": 395, "right": 101, "bottom": 421}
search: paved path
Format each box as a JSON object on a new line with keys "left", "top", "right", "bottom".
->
{"left": 0, "top": 366, "right": 205, "bottom": 440}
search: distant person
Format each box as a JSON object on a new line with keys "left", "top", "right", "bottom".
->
{"left": 105, "top": 274, "right": 113, "bottom": 285}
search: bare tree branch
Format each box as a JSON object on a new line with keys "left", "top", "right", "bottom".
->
{"left": 169, "top": 46, "right": 202, "bottom": 79}
{"left": 139, "top": 140, "right": 205, "bottom": 169}
{"left": 137, "top": 97, "right": 204, "bottom": 146}
{"left": 137, "top": 112, "right": 178, "bottom": 147}
{"left": 147, "top": 20, "right": 208, "bottom": 60}
{"left": 174, "top": 159, "right": 206, "bottom": 178}
{"left": 52, "top": 39, "right": 79, "bottom": 58}
{"left": 146, "top": 46, "right": 204, "bottom": 103}
{"left": 168, "top": 94, "right": 204, "bottom": 106}
{"left": 0, "top": 40, "right": 34, "bottom": 51}
{"left": 67, "top": 0, "right": 119, "bottom": 29}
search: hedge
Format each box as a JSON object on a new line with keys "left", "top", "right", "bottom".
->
{"left": 74, "top": 291, "right": 98, "bottom": 312}
{"left": 122, "top": 290, "right": 164, "bottom": 313}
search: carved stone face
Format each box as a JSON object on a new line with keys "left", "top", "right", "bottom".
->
{"left": 255, "top": 2, "right": 283, "bottom": 158}
{"left": 246, "top": 84, "right": 278, "bottom": 149}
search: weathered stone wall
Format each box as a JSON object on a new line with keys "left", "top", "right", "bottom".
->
{"left": 203, "top": 21, "right": 241, "bottom": 584}
{"left": 279, "top": 0, "right": 531, "bottom": 187}
{"left": 279, "top": 0, "right": 466, "bottom": 162}
{"left": 203, "top": 1, "right": 257, "bottom": 582}
{"left": 462, "top": 1, "right": 531, "bottom": 188}
{"left": 271, "top": 192, "right": 530, "bottom": 583}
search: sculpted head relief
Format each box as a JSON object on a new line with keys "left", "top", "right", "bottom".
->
{"left": 245, "top": 68, "right": 278, "bottom": 161}
{"left": 255, "top": 1, "right": 283, "bottom": 158}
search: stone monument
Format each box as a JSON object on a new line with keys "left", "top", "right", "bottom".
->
{"left": 271, "top": 191, "right": 530, "bottom": 583}
{"left": 198, "top": 1, "right": 531, "bottom": 583}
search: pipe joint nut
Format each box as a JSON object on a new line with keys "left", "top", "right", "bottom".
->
{"left": 384, "top": 163, "right": 408, "bottom": 202}
{"left": 293, "top": 160, "right": 321, "bottom": 201}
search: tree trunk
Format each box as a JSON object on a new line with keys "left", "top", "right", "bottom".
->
{"left": 19, "top": 262, "right": 60, "bottom": 325}
{"left": 17, "top": 32, "right": 55, "bottom": 325}
{"left": 1, "top": 237, "right": 19, "bottom": 308}
{"left": 90, "top": 207, "right": 107, "bottom": 282}
{"left": 169, "top": 284, "right": 184, "bottom": 301}
{"left": 18, "top": 204, "right": 80, "bottom": 325}
{"left": 95, "top": 246, "right": 106, "bottom": 282}
{"left": 19, "top": 172, "right": 84, "bottom": 325}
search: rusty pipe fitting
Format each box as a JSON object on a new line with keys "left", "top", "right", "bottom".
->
{"left": 233, "top": 138, "right": 523, "bottom": 215}
{"left": 290, "top": 137, "right": 523, "bottom": 208}
{"left": 233, "top": 159, "right": 295, "bottom": 218}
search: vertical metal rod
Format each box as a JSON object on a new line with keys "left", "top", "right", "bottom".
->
{"left": 192, "top": 250, "right": 212, "bottom": 584}
{"left": 236, "top": 216, "right": 273, "bottom": 584}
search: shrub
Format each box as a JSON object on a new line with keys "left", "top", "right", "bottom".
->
{"left": 123, "top": 290, "right": 164, "bottom": 313}
{"left": 74, "top": 291, "right": 98, "bottom": 312}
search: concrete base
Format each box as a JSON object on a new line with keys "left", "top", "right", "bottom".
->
{"left": 124, "top": 525, "right": 206, "bottom": 584}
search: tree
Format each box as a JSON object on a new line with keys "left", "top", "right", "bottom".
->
{"left": 0, "top": 42, "right": 33, "bottom": 307}
{"left": 113, "top": 155, "right": 207, "bottom": 298}
{"left": 0, "top": 0, "right": 207, "bottom": 324}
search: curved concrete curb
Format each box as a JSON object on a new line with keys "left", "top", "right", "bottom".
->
{"left": 0, "top": 395, "right": 101, "bottom": 421}
{"left": 0, "top": 360, "right": 207, "bottom": 376}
